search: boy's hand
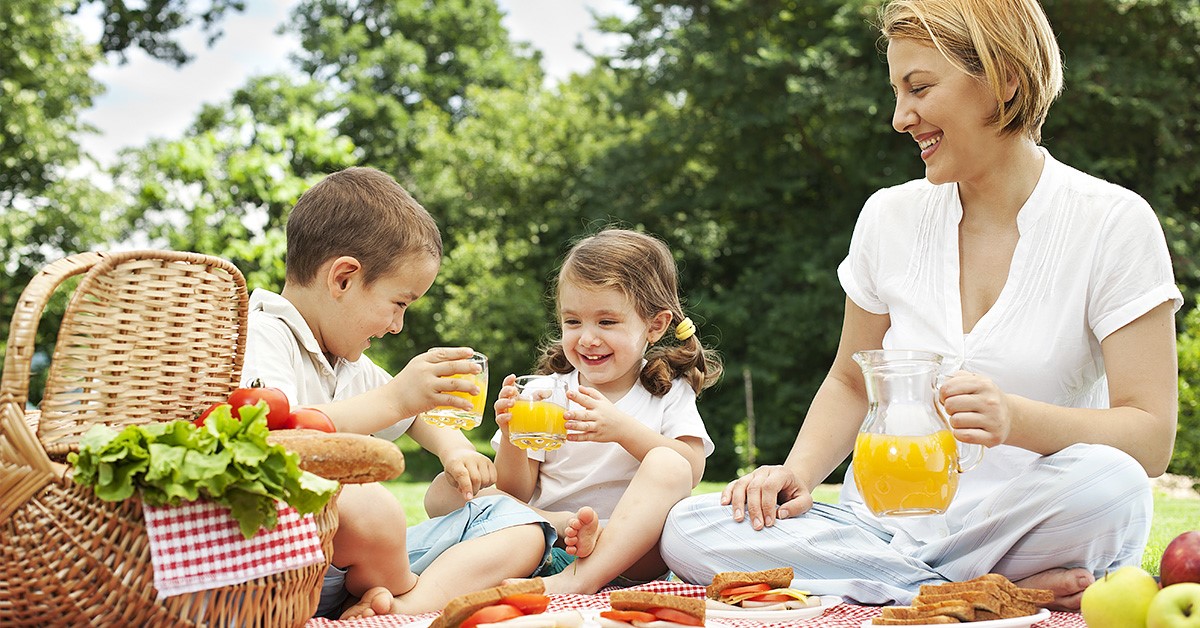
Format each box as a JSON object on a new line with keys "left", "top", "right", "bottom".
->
{"left": 492, "top": 374, "right": 518, "bottom": 436}
{"left": 440, "top": 449, "right": 497, "bottom": 501}
{"left": 391, "top": 347, "right": 481, "bottom": 419}
{"left": 564, "top": 385, "right": 633, "bottom": 444}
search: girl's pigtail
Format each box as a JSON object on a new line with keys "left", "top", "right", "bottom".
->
{"left": 641, "top": 319, "right": 723, "bottom": 396}
{"left": 535, "top": 337, "right": 575, "bottom": 376}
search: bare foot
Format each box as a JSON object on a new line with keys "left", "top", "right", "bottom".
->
{"left": 1015, "top": 567, "right": 1095, "bottom": 611}
{"left": 340, "top": 586, "right": 397, "bottom": 619}
{"left": 564, "top": 507, "right": 600, "bottom": 559}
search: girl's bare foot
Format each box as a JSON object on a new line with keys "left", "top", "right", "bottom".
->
{"left": 1015, "top": 567, "right": 1095, "bottom": 611}
{"left": 340, "top": 586, "right": 397, "bottom": 619}
{"left": 564, "top": 507, "right": 600, "bottom": 559}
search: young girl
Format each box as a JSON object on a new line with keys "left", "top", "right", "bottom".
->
{"left": 491, "top": 228, "right": 723, "bottom": 594}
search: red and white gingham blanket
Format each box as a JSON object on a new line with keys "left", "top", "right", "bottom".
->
{"left": 144, "top": 500, "right": 325, "bottom": 598}
{"left": 304, "top": 581, "right": 1085, "bottom": 628}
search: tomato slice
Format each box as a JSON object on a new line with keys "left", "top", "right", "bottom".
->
{"left": 746, "top": 593, "right": 794, "bottom": 603}
{"left": 600, "top": 610, "right": 657, "bottom": 623}
{"left": 461, "top": 604, "right": 523, "bottom": 628}
{"left": 719, "top": 583, "right": 771, "bottom": 598}
{"left": 500, "top": 593, "right": 550, "bottom": 615}
{"left": 650, "top": 607, "right": 703, "bottom": 626}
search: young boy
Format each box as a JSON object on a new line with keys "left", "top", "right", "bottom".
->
{"left": 240, "top": 167, "right": 553, "bottom": 619}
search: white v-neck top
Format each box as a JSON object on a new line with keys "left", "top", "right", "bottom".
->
{"left": 836, "top": 149, "right": 1181, "bottom": 543}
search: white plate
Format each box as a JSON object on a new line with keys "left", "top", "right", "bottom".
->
{"left": 705, "top": 595, "right": 842, "bottom": 622}
{"left": 859, "top": 607, "right": 1050, "bottom": 628}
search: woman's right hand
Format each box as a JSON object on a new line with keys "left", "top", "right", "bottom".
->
{"left": 721, "top": 465, "right": 814, "bottom": 531}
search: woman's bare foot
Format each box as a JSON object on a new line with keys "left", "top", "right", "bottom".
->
{"left": 340, "top": 586, "right": 397, "bottom": 619}
{"left": 1015, "top": 567, "right": 1095, "bottom": 611}
{"left": 564, "top": 507, "right": 601, "bottom": 559}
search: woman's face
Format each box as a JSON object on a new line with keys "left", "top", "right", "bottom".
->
{"left": 888, "top": 38, "right": 1008, "bottom": 185}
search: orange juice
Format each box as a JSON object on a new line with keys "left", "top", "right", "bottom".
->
{"left": 509, "top": 400, "right": 567, "bottom": 451}
{"left": 852, "top": 430, "right": 960, "bottom": 516}
{"left": 421, "top": 372, "right": 488, "bottom": 428}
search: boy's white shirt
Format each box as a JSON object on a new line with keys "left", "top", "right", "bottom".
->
{"left": 240, "top": 288, "right": 414, "bottom": 441}
{"left": 490, "top": 369, "right": 715, "bottom": 522}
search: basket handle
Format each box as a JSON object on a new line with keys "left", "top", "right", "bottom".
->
{"left": 0, "top": 252, "right": 106, "bottom": 522}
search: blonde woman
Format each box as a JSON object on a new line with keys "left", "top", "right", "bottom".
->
{"left": 661, "top": 0, "right": 1181, "bottom": 611}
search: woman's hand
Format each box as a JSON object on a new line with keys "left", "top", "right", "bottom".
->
{"left": 939, "top": 370, "right": 1011, "bottom": 447}
{"left": 721, "top": 465, "right": 815, "bottom": 531}
{"left": 563, "top": 385, "right": 635, "bottom": 443}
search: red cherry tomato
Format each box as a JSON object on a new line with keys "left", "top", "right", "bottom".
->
{"left": 228, "top": 379, "right": 291, "bottom": 429}
{"left": 746, "top": 593, "right": 794, "bottom": 603}
{"left": 192, "top": 402, "right": 230, "bottom": 427}
{"left": 650, "top": 608, "right": 703, "bottom": 626}
{"left": 720, "top": 583, "right": 771, "bottom": 598}
{"left": 461, "top": 604, "right": 523, "bottom": 628}
{"left": 600, "top": 610, "right": 657, "bottom": 623}
{"left": 285, "top": 407, "right": 336, "bottom": 432}
{"left": 500, "top": 593, "right": 550, "bottom": 615}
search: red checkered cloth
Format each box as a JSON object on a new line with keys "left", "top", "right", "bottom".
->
{"left": 305, "top": 581, "right": 1086, "bottom": 627}
{"left": 144, "top": 499, "right": 326, "bottom": 598}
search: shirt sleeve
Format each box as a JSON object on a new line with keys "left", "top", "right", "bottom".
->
{"left": 1088, "top": 196, "right": 1183, "bottom": 341}
{"left": 659, "top": 380, "right": 715, "bottom": 457}
{"left": 838, "top": 190, "right": 890, "bottom": 315}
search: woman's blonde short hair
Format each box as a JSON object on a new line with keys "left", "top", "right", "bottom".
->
{"left": 879, "top": 0, "right": 1064, "bottom": 142}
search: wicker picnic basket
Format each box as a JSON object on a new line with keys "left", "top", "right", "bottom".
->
{"left": 0, "top": 251, "right": 344, "bottom": 626}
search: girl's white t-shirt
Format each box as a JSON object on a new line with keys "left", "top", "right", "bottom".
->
{"left": 491, "top": 369, "right": 714, "bottom": 521}
{"left": 836, "top": 149, "right": 1182, "bottom": 544}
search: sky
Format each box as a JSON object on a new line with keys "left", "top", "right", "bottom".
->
{"left": 76, "top": 0, "right": 635, "bottom": 166}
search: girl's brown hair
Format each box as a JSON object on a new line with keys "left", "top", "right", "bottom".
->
{"left": 536, "top": 229, "right": 723, "bottom": 396}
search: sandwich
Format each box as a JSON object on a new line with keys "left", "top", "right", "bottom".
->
{"left": 597, "top": 590, "right": 705, "bottom": 628}
{"left": 430, "top": 578, "right": 583, "bottom": 628}
{"left": 705, "top": 568, "right": 818, "bottom": 610}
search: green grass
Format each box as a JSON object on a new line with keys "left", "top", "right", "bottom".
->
{"left": 383, "top": 480, "right": 1198, "bottom": 576}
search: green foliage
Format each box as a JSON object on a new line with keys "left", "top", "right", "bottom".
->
{"left": 1173, "top": 306, "right": 1200, "bottom": 478}
{"left": 75, "top": 0, "right": 245, "bottom": 65}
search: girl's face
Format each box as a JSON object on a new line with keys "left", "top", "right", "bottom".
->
{"left": 327, "top": 254, "right": 439, "bottom": 363}
{"left": 558, "top": 280, "right": 669, "bottom": 399}
{"left": 888, "top": 38, "right": 1012, "bottom": 185}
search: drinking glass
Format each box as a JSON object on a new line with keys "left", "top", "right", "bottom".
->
{"left": 419, "top": 352, "right": 488, "bottom": 429}
{"left": 508, "top": 375, "right": 569, "bottom": 451}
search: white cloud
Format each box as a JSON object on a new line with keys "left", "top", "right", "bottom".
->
{"left": 75, "top": 0, "right": 635, "bottom": 167}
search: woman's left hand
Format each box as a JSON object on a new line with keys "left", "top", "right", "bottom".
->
{"left": 939, "top": 370, "right": 1011, "bottom": 447}
{"left": 563, "top": 385, "right": 632, "bottom": 443}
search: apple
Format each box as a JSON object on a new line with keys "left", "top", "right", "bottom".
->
{"left": 1081, "top": 565, "right": 1160, "bottom": 628}
{"left": 1161, "top": 531, "right": 1200, "bottom": 587}
{"left": 1147, "top": 582, "right": 1200, "bottom": 628}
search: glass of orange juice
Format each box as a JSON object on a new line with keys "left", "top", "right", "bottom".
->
{"left": 508, "top": 375, "right": 568, "bottom": 451}
{"left": 420, "top": 352, "right": 488, "bottom": 429}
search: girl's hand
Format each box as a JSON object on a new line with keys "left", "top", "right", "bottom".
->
{"left": 939, "top": 370, "right": 1011, "bottom": 447}
{"left": 721, "top": 465, "right": 814, "bottom": 530}
{"left": 563, "top": 385, "right": 632, "bottom": 443}
{"left": 493, "top": 374, "right": 518, "bottom": 435}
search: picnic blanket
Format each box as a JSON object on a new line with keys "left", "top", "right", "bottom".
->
{"left": 304, "top": 581, "right": 1085, "bottom": 627}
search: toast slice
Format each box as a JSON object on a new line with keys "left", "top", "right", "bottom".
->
{"left": 706, "top": 567, "right": 794, "bottom": 599}
{"left": 872, "top": 617, "right": 962, "bottom": 625}
{"left": 609, "top": 590, "right": 705, "bottom": 623}
{"left": 880, "top": 600, "right": 975, "bottom": 622}
{"left": 431, "top": 578, "right": 545, "bottom": 628}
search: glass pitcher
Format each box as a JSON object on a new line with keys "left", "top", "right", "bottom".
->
{"left": 851, "top": 350, "right": 984, "bottom": 517}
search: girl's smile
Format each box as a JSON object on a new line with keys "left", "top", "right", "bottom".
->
{"left": 557, "top": 280, "right": 667, "bottom": 400}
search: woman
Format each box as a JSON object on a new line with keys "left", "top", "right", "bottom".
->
{"left": 660, "top": 0, "right": 1181, "bottom": 611}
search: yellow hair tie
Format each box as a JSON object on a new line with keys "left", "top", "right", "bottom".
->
{"left": 674, "top": 317, "right": 696, "bottom": 341}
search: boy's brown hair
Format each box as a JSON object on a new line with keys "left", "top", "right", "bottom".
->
{"left": 285, "top": 167, "right": 442, "bottom": 286}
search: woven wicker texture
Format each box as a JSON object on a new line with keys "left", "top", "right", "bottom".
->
{"left": 0, "top": 250, "right": 335, "bottom": 627}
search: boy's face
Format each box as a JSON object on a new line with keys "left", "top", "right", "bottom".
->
{"left": 327, "top": 253, "right": 440, "bottom": 362}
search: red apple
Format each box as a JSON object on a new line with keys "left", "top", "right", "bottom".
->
{"left": 1161, "top": 531, "right": 1200, "bottom": 588}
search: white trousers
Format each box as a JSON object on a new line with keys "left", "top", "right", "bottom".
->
{"left": 660, "top": 443, "right": 1152, "bottom": 604}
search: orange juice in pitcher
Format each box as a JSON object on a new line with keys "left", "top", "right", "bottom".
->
{"left": 850, "top": 350, "right": 983, "bottom": 517}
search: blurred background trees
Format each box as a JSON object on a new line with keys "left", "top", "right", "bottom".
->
{"left": 2, "top": 0, "right": 1198, "bottom": 481}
